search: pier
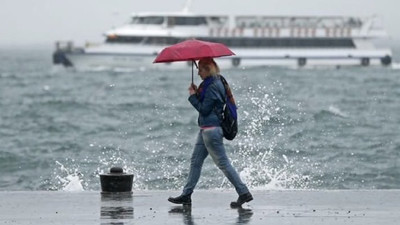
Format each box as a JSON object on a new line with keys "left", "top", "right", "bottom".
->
{"left": 1, "top": 189, "right": 399, "bottom": 224}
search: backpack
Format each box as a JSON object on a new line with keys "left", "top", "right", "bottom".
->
{"left": 218, "top": 75, "right": 238, "bottom": 140}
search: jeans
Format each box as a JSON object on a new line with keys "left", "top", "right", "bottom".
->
{"left": 182, "top": 127, "right": 249, "bottom": 196}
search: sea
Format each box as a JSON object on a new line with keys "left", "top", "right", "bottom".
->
{"left": 1, "top": 44, "right": 399, "bottom": 192}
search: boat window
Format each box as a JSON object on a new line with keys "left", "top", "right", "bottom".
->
{"left": 106, "top": 35, "right": 355, "bottom": 48}
{"left": 142, "top": 36, "right": 187, "bottom": 45}
{"left": 167, "top": 16, "right": 207, "bottom": 26}
{"left": 131, "top": 16, "right": 164, "bottom": 25}
{"left": 208, "top": 16, "right": 228, "bottom": 26}
{"left": 106, "top": 35, "right": 184, "bottom": 45}
{"left": 106, "top": 36, "right": 144, "bottom": 43}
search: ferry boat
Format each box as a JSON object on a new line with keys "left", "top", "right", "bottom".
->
{"left": 53, "top": 2, "right": 393, "bottom": 69}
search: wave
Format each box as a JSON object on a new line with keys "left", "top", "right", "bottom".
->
{"left": 314, "top": 105, "right": 348, "bottom": 120}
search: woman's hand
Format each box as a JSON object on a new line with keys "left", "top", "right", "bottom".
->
{"left": 189, "top": 83, "right": 197, "bottom": 95}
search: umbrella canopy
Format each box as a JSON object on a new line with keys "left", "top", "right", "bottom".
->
{"left": 153, "top": 39, "right": 235, "bottom": 84}
{"left": 153, "top": 39, "right": 235, "bottom": 63}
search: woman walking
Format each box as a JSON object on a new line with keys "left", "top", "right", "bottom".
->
{"left": 168, "top": 58, "right": 253, "bottom": 208}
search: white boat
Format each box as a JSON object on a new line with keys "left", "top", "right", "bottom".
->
{"left": 53, "top": 1, "right": 393, "bottom": 69}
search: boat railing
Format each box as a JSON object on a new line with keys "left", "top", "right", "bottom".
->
{"left": 207, "top": 15, "right": 386, "bottom": 39}
{"left": 54, "top": 41, "right": 84, "bottom": 53}
{"left": 55, "top": 41, "right": 74, "bottom": 52}
{"left": 234, "top": 16, "right": 365, "bottom": 29}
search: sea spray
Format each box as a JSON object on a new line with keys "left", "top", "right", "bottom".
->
{"left": 46, "top": 79, "right": 317, "bottom": 191}
{"left": 142, "top": 138, "right": 188, "bottom": 190}
{"left": 232, "top": 83, "right": 312, "bottom": 189}
{"left": 55, "top": 161, "right": 84, "bottom": 191}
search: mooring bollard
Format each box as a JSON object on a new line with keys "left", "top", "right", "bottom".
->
{"left": 100, "top": 167, "right": 134, "bottom": 193}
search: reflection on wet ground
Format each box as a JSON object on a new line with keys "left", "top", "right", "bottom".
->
{"left": 169, "top": 205, "right": 194, "bottom": 225}
{"left": 236, "top": 207, "right": 254, "bottom": 224}
{"left": 169, "top": 205, "right": 254, "bottom": 225}
{"left": 100, "top": 193, "right": 133, "bottom": 224}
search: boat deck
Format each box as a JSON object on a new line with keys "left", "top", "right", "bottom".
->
{"left": 1, "top": 190, "right": 399, "bottom": 225}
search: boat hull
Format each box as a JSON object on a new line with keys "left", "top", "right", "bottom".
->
{"left": 61, "top": 46, "right": 393, "bottom": 70}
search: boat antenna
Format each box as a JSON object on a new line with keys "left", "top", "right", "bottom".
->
{"left": 182, "top": 0, "right": 193, "bottom": 13}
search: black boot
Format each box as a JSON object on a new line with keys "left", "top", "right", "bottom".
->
{"left": 168, "top": 194, "right": 192, "bottom": 205}
{"left": 230, "top": 192, "right": 253, "bottom": 208}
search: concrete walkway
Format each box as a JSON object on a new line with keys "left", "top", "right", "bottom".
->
{"left": 0, "top": 190, "right": 399, "bottom": 224}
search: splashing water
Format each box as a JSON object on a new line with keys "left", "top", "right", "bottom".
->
{"left": 238, "top": 154, "right": 311, "bottom": 190}
{"left": 233, "top": 83, "right": 312, "bottom": 190}
{"left": 55, "top": 161, "right": 84, "bottom": 192}
{"left": 47, "top": 81, "right": 314, "bottom": 191}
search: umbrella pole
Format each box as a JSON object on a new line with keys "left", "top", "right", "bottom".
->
{"left": 191, "top": 60, "right": 194, "bottom": 84}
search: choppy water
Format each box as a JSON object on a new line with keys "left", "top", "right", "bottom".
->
{"left": 1, "top": 46, "right": 399, "bottom": 191}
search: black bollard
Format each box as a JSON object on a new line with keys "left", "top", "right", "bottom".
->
{"left": 100, "top": 167, "right": 134, "bottom": 193}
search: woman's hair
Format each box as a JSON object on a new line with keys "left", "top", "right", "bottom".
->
{"left": 198, "top": 58, "right": 220, "bottom": 75}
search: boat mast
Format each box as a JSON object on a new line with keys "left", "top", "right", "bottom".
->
{"left": 182, "top": 0, "right": 193, "bottom": 13}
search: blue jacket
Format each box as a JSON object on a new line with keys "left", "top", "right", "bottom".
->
{"left": 188, "top": 75, "right": 225, "bottom": 127}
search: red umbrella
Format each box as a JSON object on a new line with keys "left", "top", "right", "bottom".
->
{"left": 153, "top": 39, "right": 235, "bottom": 83}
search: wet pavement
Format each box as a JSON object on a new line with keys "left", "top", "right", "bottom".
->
{"left": 0, "top": 189, "right": 399, "bottom": 224}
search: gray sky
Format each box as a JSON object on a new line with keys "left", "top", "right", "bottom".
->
{"left": 1, "top": 0, "right": 399, "bottom": 47}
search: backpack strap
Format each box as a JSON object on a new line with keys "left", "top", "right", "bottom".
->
{"left": 212, "top": 75, "right": 227, "bottom": 123}
{"left": 218, "top": 75, "right": 236, "bottom": 106}
{"left": 218, "top": 75, "right": 238, "bottom": 120}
